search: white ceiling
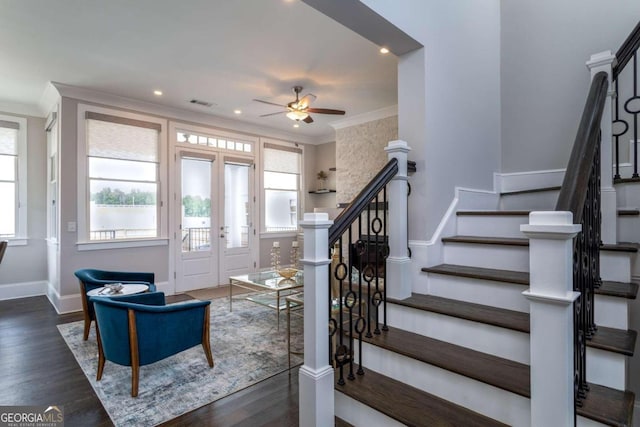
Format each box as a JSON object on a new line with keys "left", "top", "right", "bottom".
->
{"left": 0, "top": 0, "right": 398, "bottom": 141}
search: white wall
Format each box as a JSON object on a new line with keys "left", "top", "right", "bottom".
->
{"left": 500, "top": 0, "right": 640, "bottom": 173}
{"left": 361, "top": 0, "right": 502, "bottom": 240}
{"left": 0, "top": 113, "right": 47, "bottom": 289}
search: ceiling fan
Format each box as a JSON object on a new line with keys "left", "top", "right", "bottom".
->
{"left": 253, "top": 86, "right": 345, "bottom": 123}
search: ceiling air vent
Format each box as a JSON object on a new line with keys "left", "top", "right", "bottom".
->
{"left": 189, "top": 99, "right": 214, "bottom": 107}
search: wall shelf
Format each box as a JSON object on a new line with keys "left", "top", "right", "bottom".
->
{"left": 309, "top": 190, "right": 336, "bottom": 194}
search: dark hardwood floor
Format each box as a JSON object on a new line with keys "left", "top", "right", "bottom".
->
{"left": 0, "top": 295, "right": 299, "bottom": 427}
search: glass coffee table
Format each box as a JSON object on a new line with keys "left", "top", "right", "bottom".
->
{"left": 229, "top": 270, "right": 303, "bottom": 329}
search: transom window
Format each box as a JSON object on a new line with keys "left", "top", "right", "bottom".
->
{"left": 177, "top": 132, "right": 252, "bottom": 153}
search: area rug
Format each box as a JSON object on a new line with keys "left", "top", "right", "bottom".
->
{"left": 57, "top": 297, "right": 303, "bottom": 426}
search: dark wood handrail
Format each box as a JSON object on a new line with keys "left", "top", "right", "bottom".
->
{"left": 329, "top": 158, "right": 398, "bottom": 245}
{"left": 613, "top": 20, "right": 640, "bottom": 79}
{"left": 555, "top": 71, "right": 609, "bottom": 221}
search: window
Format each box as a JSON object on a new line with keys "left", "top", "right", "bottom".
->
{"left": 0, "top": 116, "right": 27, "bottom": 242}
{"left": 80, "top": 109, "right": 164, "bottom": 242}
{"left": 263, "top": 142, "right": 302, "bottom": 232}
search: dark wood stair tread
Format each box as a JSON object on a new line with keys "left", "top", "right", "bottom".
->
{"left": 578, "top": 383, "right": 635, "bottom": 427}
{"left": 423, "top": 264, "right": 529, "bottom": 285}
{"left": 335, "top": 366, "right": 509, "bottom": 427}
{"left": 614, "top": 176, "right": 640, "bottom": 184}
{"left": 388, "top": 293, "right": 530, "bottom": 333}
{"left": 457, "top": 210, "right": 530, "bottom": 216}
{"left": 602, "top": 242, "right": 639, "bottom": 253}
{"left": 389, "top": 290, "right": 636, "bottom": 356}
{"left": 442, "top": 235, "right": 528, "bottom": 246}
{"left": 599, "top": 280, "right": 639, "bottom": 299}
{"left": 618, "top": 208, "right": 640, "bottom": 216}
{"left": 443, "top": 235, "right": 639, "bottom": 253}
{"left": 500, "top": 186, "right": 561, "bottom": 195}
{"left": 335, "top": 417, "right": 353, "bottom": 427}
{"left": 589, "top": 326, "right": 638, "bottom": 356}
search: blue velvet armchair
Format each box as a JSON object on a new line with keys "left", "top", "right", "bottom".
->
{"left": 74, "top": 268, "right": 156, "bottom": 340}
{"left": 90, "top": 292, "right": 214, "bottom": 397}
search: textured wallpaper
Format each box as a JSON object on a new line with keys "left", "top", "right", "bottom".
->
{"left": 336, "top": 115, "right": 398, "bottom": 204}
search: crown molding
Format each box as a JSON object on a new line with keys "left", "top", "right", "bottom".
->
{"left": 329, "top": 105, "right": 397, "bottom": 130}
{"left": 51, "top": 82, "right": 324, "bottom": 145}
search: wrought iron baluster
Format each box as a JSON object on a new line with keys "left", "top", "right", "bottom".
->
{"left": 626, "top": 53, "right": 640, "bottom": 178}
{"left": 382, "top": 186, "right": 389, "bottom": 332}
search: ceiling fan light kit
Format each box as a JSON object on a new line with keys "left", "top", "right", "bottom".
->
{"left": 254, "top": 85, "right": 345, "bottom": 124}
{"left": 286, "top": 110, "right": 309, "bottom": 121}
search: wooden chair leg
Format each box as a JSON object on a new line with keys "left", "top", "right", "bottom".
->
{"left": 83, "top": 318, "right": 91, "bottom": 341}
{"left": 202, "top": 306, "right": 214, "bottom": 368}
{"left": 128, "top": 309, "right": 140, "bottom": 397}
{"left": 96, "top": 325, "right": 105, "bottom": 380}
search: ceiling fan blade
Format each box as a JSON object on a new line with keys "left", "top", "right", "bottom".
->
{"left": 298, "top": 94, "right": 317, "bottom": 109}
{"left": 253, "top": 99, "right": 286, "bottom": 107}
{"left": 259, "top": 111, "right": 286, "bottom": 117}
{"left": 303, "top": 115, "right": 314, "bottom": 124}
{"left": 307, "top": 108, "right": 345, "bottom": 115}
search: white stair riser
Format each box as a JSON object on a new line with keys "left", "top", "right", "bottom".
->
{"left": 358, "top": 343, "right": 530, "bottom": 427}
{"left": 499, "top": 191, "right": 558, "bottom": 211}
{"left": 422, "top": 274, "right": 628, "bottom": 324}
{"left": 423, "top": 274, "right": 530, "bottom": 312}
{"left": 617, "top": 215, "right": 640, "bottom": 242}
{"left": 595, "top": 294, "right": 630, "bottom": 330}
{"left": 457, "top": 215, "right": 529, "bottom": 238}
{"left": 601, "top": 252, "right": 632, "bottom": 283}
{"left": 615, "top": 182, "right": 640, "bottom": 208}
{"left": 587, "top": 348, "right": 627, "bottom": 391}
{"left": 443, "top": 243, "right": 529, "bottom": 271}
{"left": 388, "top": 303, "right": 530, "bottom": 363}
{"left": 335, "top": 392, "right": 404, "bottom": 427}
{"left": 388, "top": 303, "right": 627, "bottom": 389}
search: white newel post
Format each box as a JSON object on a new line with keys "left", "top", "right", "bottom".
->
{"left": 586, "top": 50, "right": 617, "bottom": 244}
{"left": 521, "top": 212, "right": 581, "bottom": 427}
{"left": 299, "top": 213, "right": 334, "bottom": 427}
{"left": 384, "top": 140, "right": 412, "bottom": 300}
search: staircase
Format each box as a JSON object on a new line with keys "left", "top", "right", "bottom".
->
{"left": 334, "top": 190, "right": 638, "bottom": 426}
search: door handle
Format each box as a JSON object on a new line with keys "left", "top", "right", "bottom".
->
{"left": 220, "top": 234, "right": 225, "bottom": 238}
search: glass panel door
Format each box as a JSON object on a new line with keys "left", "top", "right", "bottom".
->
{"left": 220, "top": 159, "right": 253, "bottom": 283}
{"left": 176, "top": 154, "right": 218, "bottom": 292}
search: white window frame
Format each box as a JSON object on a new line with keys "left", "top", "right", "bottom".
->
{"left": 259, "top": 138, "right": 304, "bottom": 237}
{"left": 0, "top": 114, "right": 27, "bottom": 246}
{"left": 77, "top": 104, "right": 168, "bottom": 250}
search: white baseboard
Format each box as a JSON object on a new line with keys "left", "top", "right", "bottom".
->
{"left": 0, "top": 280, "right": 47, "bottom": 300}
{"left": 494, "top": 168, "right": 565, "bottom": 193}
{"left": 45, "top": 283, "right": 82, "bottom": 314}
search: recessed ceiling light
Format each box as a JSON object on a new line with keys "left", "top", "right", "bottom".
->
{"left": 380, "top": 47, "right": 390, "bottom": 54}
{"left": 293, "top": 124, "right": 300, "bottom": 128}
{"left": 153, "top": 90, "right": 163, "bottom": 96}
{"left": 233, "top": 109, "right": 242, "bottom": 115}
